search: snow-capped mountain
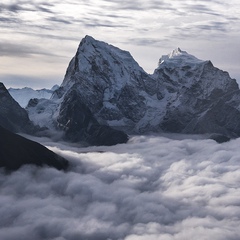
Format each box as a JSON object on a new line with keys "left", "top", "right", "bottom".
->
{"left": 153, "top": 47, "right": 239, "bottom": 135}
{"left": 53, "top": 35, "right": 158, "bottom": 132}
{"left": 27, "top": 36, "right": 240, "bottom": 142}
{"left": 8, "top": 85, "right": 59, "bottom": 108}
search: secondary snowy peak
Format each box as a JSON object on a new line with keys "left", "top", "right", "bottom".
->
{"left": 158, "top": 48, "right": 204, "bottom": 66}
{"left": 153, "top": 47, "right": 238, "bottom": 99}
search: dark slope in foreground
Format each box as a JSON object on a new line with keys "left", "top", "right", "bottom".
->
{"left": 0, "top": 126, "right": 69, "bottom": 171}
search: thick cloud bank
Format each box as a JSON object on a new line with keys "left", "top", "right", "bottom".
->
{"left": 0, "top": 134, "right": 240, "bottom": 239}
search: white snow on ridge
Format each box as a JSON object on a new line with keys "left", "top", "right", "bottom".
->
{"left": 27, "top": 98, "right": 62, "bottom": 130}
{"left": 158, "top": 47, "right": 204, "bottom": 66}
{"left": 8, "top": 85, "right": 59, "bottom": 108}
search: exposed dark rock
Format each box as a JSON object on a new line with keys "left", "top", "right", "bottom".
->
{"left": 0, "top": 125, "right": 69, "bottom": 171}
{"left": 153, "top": 48, "right": 240, "bottom": 137}
{"left": 26, "top": 37, "right": 240, "bottom": 141}
{"left": 57, "top": 89, "right": 128, "bottom": 146}
{"left": 209, "top": 133, "right": 231, "bottom": 143}
{"left": 0, "top": 82, "right": 36, "bottom": 134}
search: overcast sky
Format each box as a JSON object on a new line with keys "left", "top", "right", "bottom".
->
{"left": 0, "top": 0, "right": 240, "bottom": 89}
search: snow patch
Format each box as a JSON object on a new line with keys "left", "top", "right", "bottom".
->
{"left": 8, "top": 86, "right": 59, "bottom": 108}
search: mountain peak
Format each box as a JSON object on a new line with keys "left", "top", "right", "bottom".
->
{"left": 78, "top": 35, "right": 97, "bottom": 48}
{"left": 62, "top": 35, "right": 143, "bottom": 89}
{"left": 158, "top": 48, "right": 204, "bottom": 66}
{"left": 83, "top": 35, "right": 95, "bottom": 43}
{"left": 25, "top": 37, "right": 240, "bottom": 143}
{"left": 169, "top": 47, "right": 184, "bottom": 57}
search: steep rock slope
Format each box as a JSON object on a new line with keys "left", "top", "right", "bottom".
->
{"left": 27, "top": 36, "right": 240, "bottom": 139}
{"left": 27, "top": 37, "right": 131, "bottom": 145}
{"left": 57, "top": 89, "right": 129, "bottom": 145}
{"left": 153, "top": 48, "right": 240, "bottom": 136}
{"left": 0, "top": 125, "right": 68, "bottom": 171}
{"left": 51, "top": 35, "right": 165, "bottom": 133}
{"left": 0, "top": 82, "right": 36, "bottom": 133}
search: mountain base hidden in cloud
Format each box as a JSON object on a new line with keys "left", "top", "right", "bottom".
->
{"left": 25, "top": 36, "right": 240, "bottom": 142}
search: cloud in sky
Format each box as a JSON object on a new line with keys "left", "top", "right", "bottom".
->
{"left": 0, "top": 134, "right": 240, "bottom": 239}
{"left": 0, "top": 0, "right": 240, "bottom": 88}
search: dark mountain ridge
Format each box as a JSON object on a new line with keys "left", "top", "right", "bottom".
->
{"left": 0, "top": 82, "right": 68, "bottom": 171}
{"left": 0, "top": 125, "right": 68, "bottom": 171}
{"left": 0, "top": 82, "right": 35, "bottom": 133}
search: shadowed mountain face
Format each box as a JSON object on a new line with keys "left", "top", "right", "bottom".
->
{"left": 0, "top": 126, "right": 69, "bottom": 171}
{"left": 57, "top": 89, "right": 129, "bottom": 146}
{"left": 0, "top": 82, "right": 35, "bottom": 134}
{"left": 153, "top": 48, "right": 240, "bottom": 136}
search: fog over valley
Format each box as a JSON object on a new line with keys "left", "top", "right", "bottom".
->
{"left": 1, "top": 134, "right": 240, "bottom": 240}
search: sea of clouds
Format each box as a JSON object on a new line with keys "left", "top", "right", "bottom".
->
{"left": 0, "top": 134, "right": 240, "bottom": 240}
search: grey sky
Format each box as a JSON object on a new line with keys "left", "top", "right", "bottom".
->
{"left": 0, "top": 0, "right": 240, "bottom": 88}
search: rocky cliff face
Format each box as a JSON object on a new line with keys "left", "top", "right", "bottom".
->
{"left": 52, "top": 35, "right": 158, "bottom": 133}
{"left": 153, "top": 48, "right": 239, "bottom": 136}
{"left": 27, "top": 36, "right": 240, "bottom": 141}
{"left": 0, "top": 82, "right": 36, "bottom": 134}
{"left": 57, "top": 89, "right": 128, "bottom": 146}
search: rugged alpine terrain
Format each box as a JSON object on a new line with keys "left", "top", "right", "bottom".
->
{"left": 0, "top": 82, "right": 36, "bottom": 134}
{"left": 26, "top": 35, "right": 240, "bottom": 140}
{"left": 153, "top": 48, "right": 240, "bottom": 136}
{"left": 0, "top": 83, "right": 69, "bottom": 171}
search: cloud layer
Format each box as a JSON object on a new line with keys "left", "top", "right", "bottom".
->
{"left": 0, "top": 134, "right": 240, "bottom": 239}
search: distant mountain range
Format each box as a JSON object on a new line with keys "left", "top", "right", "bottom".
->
{"left": 1, "top": 35, "right": 240, "bottom": 151}
{"left": 8, "top": 85, "right": 59, "bottom": 108}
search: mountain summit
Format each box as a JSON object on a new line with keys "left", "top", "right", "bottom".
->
{"left": 27, "top": 36, "right": 240, "bottom": 142}
{"left": 158, "top": 48, "right": 204, "bottom": 66}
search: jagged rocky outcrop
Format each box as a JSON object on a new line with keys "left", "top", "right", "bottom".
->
{"left": 57, "top": 89, "right": 128, "bottom": 146}
{"left": 153, "top": 48, "right": 240, "bottom": 137}
{"left": 0, "top": 82, "right": 36, "bottom": 134}
{"left": 52, "top": 35, "right": 158, "bottom": 133}
{"left": 0, "top": 125, "right": 69, "bottom": 171}
{"left": 27, "top": 36, "right": 240, "bottom": 140}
